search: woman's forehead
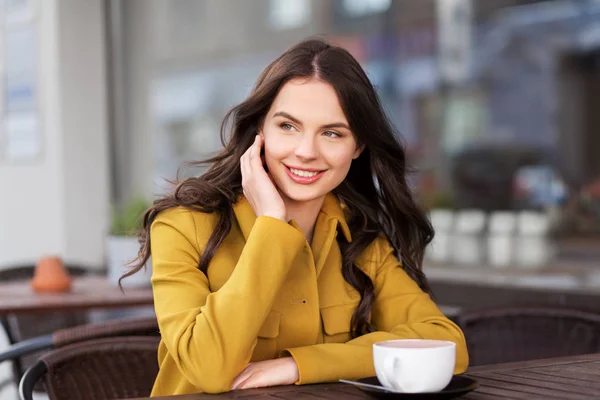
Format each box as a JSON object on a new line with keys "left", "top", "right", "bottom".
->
{"left": 270, "top": 78, "right": 348, "bottom": 125}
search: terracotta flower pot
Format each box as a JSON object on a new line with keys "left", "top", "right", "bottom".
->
{"left": 30, "top": 256, "right": 72, "bottom": 293}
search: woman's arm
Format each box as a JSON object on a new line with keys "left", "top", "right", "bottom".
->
{"left": 283, "top": 237, "right": 469, "bottom": 385}
{"left": 151, "top": 207, "right": 305, "bottom": 393}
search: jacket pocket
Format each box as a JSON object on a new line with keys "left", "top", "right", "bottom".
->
{"left": 253, "top": 310, "right": 281, "bottom": 361}
{"left": 320, "top": 303, "right": 357, "bottom": 343}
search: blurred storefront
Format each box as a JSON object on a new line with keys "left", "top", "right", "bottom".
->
{"left": 113, "top": 1, "right": 600, "bottom": 219}
{"left": 113, "top": 0, "right": 554, "bottom": 203}
{"left": 107, "top": 0, "right": 600, "bottom": 267}
{"left": 2, "top": 0, "right": 597, "bottom": 269}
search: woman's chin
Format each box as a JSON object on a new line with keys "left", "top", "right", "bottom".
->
{"left": 279, "top": 186, "right": 328, "bottom": 205}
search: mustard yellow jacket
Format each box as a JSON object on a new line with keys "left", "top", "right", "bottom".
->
{"left": 149, "top": 193, "right": 468, "bottom": 396}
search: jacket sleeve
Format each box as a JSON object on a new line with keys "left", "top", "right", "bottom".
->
{"left": 283, "top": 236, "right": 469, "bottom": 385}
{"left": 150, "top": 207, "right": 305, "bottom": 393}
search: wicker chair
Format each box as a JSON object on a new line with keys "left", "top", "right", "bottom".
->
{"left": 0, "top": 264, "right": 91, "bottom": 383}
{"left": 1, "top": 315, "right": 159, "bottom": 364}
{"left": 0, "top": 316, "right": 159, "bottom": 397}
{"left": 19, "top": 336, "right": 160, "bottom": 400}
{"left": 459, "top": 306, "right": 600, "bottom": 366}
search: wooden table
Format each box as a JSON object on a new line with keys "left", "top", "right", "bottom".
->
{"left": 466, "top": 353, "right": 600, "bottom": 399}
{"left": 0, "top": 276, "right": 154, "bottom": 315}
{"left": 132, "top": 353, "right": 600, "bottom": 399}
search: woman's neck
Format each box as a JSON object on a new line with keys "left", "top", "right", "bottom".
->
{"left": 284, "top": 196, "right": 325, "bottom": 245}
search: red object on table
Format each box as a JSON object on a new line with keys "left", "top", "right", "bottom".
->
{"left": 30, "top": 256, "right": 72, "bottom": 293}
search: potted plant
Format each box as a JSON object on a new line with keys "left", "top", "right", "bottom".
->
{"left": 421, "top": 191, "right": 456, "bottom": 264}
{"left": 106, "top": 197, "right": 151, "bottom": 288}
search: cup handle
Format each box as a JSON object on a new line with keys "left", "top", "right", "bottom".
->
{"left": 383, "top": 356, "right": 406, "bottom": 392}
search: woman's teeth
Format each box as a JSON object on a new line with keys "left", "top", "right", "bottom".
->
{"left": 289, "top": 168, "right": 319, "bottom": 177}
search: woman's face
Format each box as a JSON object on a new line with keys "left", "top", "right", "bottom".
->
{"left": 260, "top": 78, "right": 362, "bottom": 206}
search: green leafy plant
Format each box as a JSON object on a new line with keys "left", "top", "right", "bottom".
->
{"left": 110, "top": 197, "right": 150, "bottom": 236}
{"left": 420, "top": 191, "right": 456, "bottom": 211}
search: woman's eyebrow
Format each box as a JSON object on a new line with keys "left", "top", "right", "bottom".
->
{"left": 273, "top": 111, "right": 302, "bottom": 125}
{"left": 273, "top": 111, "right": 350, "bottom": 130}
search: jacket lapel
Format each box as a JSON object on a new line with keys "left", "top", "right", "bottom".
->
{"left": 232, "top": 193, "right": 352, "bottom": 279}
{"left": 312, "top": 193, "right": 352, "bottom": 278}
{"left": 232, "top": 196, "right": 257, "bottom": 242}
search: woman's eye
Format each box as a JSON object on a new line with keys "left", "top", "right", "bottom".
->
{"left": 281, "top": 123, "right": 294, "bottom": 131}
{"left": 323, "top": 131, "right": 341, "bottom": 138}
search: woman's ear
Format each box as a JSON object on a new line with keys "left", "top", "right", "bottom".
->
{"left": 353, "top": 144, "right": 365, "bottom": 160}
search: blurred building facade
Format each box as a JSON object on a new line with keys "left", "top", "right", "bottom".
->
{"left": 115, "top": 0, "right": 600, "bottom": 214}
{"left": 114, "top": 0, "right": 550, "bottom": 200}
{"left": 1, "top": 0, "right": 599, "bottom": 268}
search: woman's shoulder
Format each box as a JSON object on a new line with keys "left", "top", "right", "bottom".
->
{"left": 352, "top": 233, "right": 388, "bottom": 273}
{"left": 358, "top": 233, "right": 401, "bottom": 265}
{"left": 152, "top": 205, "right": 221, "bottom": 239}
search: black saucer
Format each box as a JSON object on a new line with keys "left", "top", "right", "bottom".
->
{"left": 353, "top": 375, "right": 478, "bottom": 399}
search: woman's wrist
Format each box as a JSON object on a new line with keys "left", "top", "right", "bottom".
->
{"left": 263, "top": 213, "right": 287, "bottom": 222}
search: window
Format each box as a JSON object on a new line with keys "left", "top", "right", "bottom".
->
{"left": 269, "top": 0, "right": 310, "bottom": 30}
{"left": 342, "top": 0, "right": 391, "bottom": 17}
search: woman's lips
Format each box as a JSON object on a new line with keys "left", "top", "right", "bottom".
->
{"left": 284, "top": 165, "right": 326, "bottom": 184}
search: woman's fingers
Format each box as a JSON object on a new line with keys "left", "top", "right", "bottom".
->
{"left": 241, "top": 137, "right": 259, "bottom": 179}
{"left": 234, "top": 372, "right": 264, "bottom": 390}
{"left": 238, "top": 135, "right": 287, "bottom": 221}
{"left": 231, "top": 364, "right": 255, "bottom": 390}
{"left": 236, "top": 375, "right": 259, "bottom": 390}
{"left": 231, "top": 358, "right": 299, "bottom": 391}
{"left": 240, "top": 138, "right": 255, "bottom": 193}
{"left": 250, "top": 135, "right": 262, "bottom": 169}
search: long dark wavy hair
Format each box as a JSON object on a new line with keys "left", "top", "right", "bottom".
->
{"left": 122, "top": 38, "right": 434, "bottom": 338}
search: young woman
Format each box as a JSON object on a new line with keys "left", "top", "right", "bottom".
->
{"left": 124, "top": 38, "right": 469, "bottom": 396}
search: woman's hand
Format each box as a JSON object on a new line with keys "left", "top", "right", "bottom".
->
{"left": 241, "top": 135, "right": 287, "bottom": 221}
{"left": 231, "top": 357, "right": 299, "bottom": 391}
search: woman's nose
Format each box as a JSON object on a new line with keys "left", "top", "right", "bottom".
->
{"left": 294, "top": 135, "right": 318, "bottom": 161}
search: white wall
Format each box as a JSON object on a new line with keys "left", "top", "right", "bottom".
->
{"left": 123, "top": 0, "right": 155, "bottom": 201}
{"left": 59, "top": 0, "right": 110, "bottom": 266}
{"left": 0, "top": 0, "right": 109, "bottom": 270}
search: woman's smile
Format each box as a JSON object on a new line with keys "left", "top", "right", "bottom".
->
{"left": 284, "top": 165, "right": 327, "bottom": 184}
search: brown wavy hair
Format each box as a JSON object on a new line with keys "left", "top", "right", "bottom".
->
{"left": 122, "top": 38, "right": 434, "bottom": 338}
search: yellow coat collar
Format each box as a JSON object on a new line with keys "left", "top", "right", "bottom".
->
{"left": 232, "top": 192, "right": 352, "bottom": 243}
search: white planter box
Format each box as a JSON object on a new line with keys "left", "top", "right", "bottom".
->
{"left": 106, "top": 235, "right": 152, "bottom": 288}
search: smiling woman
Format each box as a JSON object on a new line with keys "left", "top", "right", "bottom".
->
{"left": 261, "top": 78, "right": 363, "bottom": 226}
{"left": 120, "top": 38, "right": 469, "bottom": 396}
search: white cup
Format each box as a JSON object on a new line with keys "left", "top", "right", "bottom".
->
{"left": 372, "top": 339, "right": 456, "bottom": 393}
